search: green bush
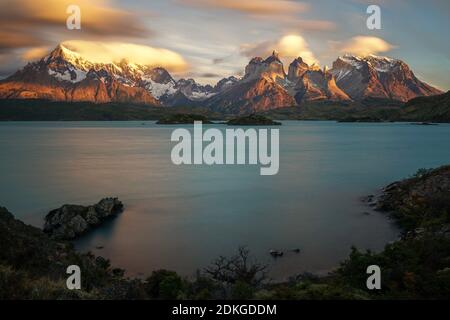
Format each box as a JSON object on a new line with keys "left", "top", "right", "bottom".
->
{"left": 145, "top": 270, "right": 186, "bottom": 299}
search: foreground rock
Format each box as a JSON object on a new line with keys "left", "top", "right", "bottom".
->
{"left": 44, "top": 198, "right": 124, "bottom": 240}
{"left": 0, "top": 206, "right": 149, "bottom": 299}
{"left": 227, "top": 114, "right": 281, "bottom": 126}
{"left": 374, "top": 165, "right": 450, "bottom": 232}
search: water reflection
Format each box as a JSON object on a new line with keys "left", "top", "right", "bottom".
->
{"left": 1, "top": 121, "right": 450, "bottom": 279}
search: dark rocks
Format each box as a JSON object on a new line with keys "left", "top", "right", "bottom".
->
{"left": 337, "top": 116, "right": 383, "bottom": 123}
{"left": 371, "top": 165, "right": 450, "bottom": 232}
{"left": 44, "top": 198, "right": 124, "bottom": 240}
{"left": 227, "top": 114, "right": 281, "bottom": 126}
{"left": 269, "top": 250, "right": 284, "bottom": 258}
{"left": 375, "top": 166, "right": 450, "bottom": 213}
{"left": 411, "top": 122, "right": 438, "bottom": 126}
{"left": 270, "top": 248, "right": 301, "bottom": 257}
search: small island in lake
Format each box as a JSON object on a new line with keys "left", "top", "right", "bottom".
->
{"left": 156, "top": 114, "right": 213, "bottom": 124}
{"left": 227, "top": 114, "right": 281, "bottom": 126}
{"left": 44, "top": 198, "right": 123, "bottom": 240}
{"left": 337, "top": 116, "right": 384, "bottom": 123}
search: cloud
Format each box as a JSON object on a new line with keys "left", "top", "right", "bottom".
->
{"left": 21, "top": 46, "right": 51, "bottom": 61}
{"left": 0, "top": 0, "right": 149, "bottom": 51}
{"left": 178, "top": 0, "right": 309, "bottom": 16}
{"left": 61, "top": 40, "right": 188, "bottom": 72}
{"left": 337, "top": 36, "right": 395, "bottom": 56}
{"left": 198, "top": 72, "right": 222, "bottom": 78}
{"left": 0, "top": 30, "right": 46, "bottom": 51}
{"left": 240, "top": 34, "right": 318, "bottom": 65}
{"left": 293, "top": 20, "right": 336, "bottom": 32}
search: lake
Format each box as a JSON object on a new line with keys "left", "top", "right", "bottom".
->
{"left": 1, "top": 121, "right": 450, "bottom": 280}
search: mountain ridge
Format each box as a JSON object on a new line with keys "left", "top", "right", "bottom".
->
{"left": 0, "top": 44, "right": 444, "bottom": 113}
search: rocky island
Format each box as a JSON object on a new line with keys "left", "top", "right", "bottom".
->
{"left": 156, "top": 114, "right": 213, "bottom": 124}
{"left": 227, "top": 114, "right": 281, "bottom": 126}
{"left": 44, "top": 197, "right": 123, "bottom": 240}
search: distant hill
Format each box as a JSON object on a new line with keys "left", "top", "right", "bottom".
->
{"left": 1, "top": 93, "right": 448, "bottom": 123}
{"left": 0, "top": 99, "right": 222, "bottom": 121}
{"left": 261, "top": 99, "right": 403, "bottom": 121}
{"left": 398, "top": 91, "right": 450, "bottom": 122}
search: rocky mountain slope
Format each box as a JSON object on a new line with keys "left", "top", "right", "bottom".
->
{"left": 205, "top": 52, "right": 352, "bottom": 114}
{"left": 330, "top": 54, "right": 442, "bottom": 102}
{"left": 287, "top": 57, "right": 350, "bottom": 103}
{"left": 0, "top": 45, "right": 219, "bottom": 106}
{"left": 205, "top": 52, "right": 295, "bottom": 113}
{"left": 0, "top": 45, "right": 160, "bottom": 105}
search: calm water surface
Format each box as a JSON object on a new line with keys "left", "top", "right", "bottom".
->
{"left": 1, "top": 121, "right": 450, "bottom": 279}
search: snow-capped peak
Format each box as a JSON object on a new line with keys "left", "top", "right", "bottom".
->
{"left": 45, "top": 44, "right": 94, "bottom": 71}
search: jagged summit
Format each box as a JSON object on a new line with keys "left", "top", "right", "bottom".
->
{"left": 264, "top": 50, "right": 282, "bottom": 64}
{"left": 244, "top": 52, "right": 286, "bottom": 82}
{"left": 288, "top": 57, "right": 309, "bottom": 81}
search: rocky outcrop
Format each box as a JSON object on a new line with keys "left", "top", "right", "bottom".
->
{"left": 44, "top": 198, "right": 124, "bottom": 240}
{"left": 376, "top": 166, "right": 450, "bottom": 212}
{"left": 373, "top": 165, "right": 450, "bottom": 233}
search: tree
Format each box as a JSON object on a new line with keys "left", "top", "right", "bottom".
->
{"left": 204, "top": 247, "right": 267, "bottom": 287}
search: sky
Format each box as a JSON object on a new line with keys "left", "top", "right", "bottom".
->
{"left": 0, "top": 0, "right": 449, "bottom": 90}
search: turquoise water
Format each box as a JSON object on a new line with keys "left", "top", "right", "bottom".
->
{"left": 1, "top": 121, "right": 450, "bottom": 279}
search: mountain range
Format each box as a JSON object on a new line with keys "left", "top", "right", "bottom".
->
{"left": 0, "top": 44, "right": 443, "bottom": 114}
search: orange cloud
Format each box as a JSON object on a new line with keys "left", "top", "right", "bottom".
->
{"left": 61, "top": 40, "right": 188, "bottom": 72}
{"left": 21, "top": 46, "right": 51, "bottom": 61}
{"left": 0, "top": 0, "right": 148, "bottom": 51}
{"left": 293, "top": 20, "right": 336, "bottom": 31}
{"left": 338, "top": 36, "right": 395, "bottom": 56}
{"left": 179, "top": 0, "right": 309, "bottom": 16}
{"left": 0, "top": 29, "right": 45, "bottom": 51}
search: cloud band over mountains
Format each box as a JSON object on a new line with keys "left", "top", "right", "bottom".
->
{"left": 61, "top": 40, "right": 188, "bottom": 72}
